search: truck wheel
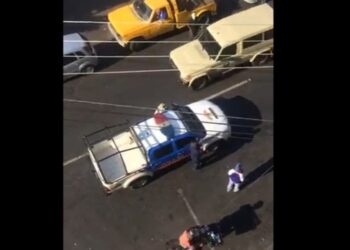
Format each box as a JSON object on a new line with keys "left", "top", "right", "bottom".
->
{"left": 206, "top": 140, "right": 224, "bottom": 154}
{"left": 129, "top": 176, "right": 151, "bottom": 189}
{"left": 197, "top": 13, "right": 211, "bottom": 25}
{"left": 252, "top": 54, "right": 269, "bottom": 66}
{"left": 190, "top": 13, "right": 211, "bottom": 39}
{"left": 190, "top": 76, "right": 208, "bottom": 90}
{"left": 128, "top": 37, "right": 145, "bottom": 51}
{"left": 270, "top": 48, "right": 274, "bottom": 59}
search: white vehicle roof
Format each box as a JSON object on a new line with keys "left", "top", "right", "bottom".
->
{"left": 187, "top": 100, "right": 229, "bottom": 137}
{"left": 207, "top": 3, "right": 273, "bottom": 48}
{"left": 132, "top": 110, "right": 188, "bottom": 152}
{"left": 63, "top": 33, "right": 86, "bottom": 55}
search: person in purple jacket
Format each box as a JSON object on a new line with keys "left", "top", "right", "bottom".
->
{"left": 227, "top": 163, "right": 244, "bottom": 192}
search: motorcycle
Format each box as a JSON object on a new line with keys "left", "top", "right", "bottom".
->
{"left": 205, "top": 229, "right": 222, "bottom": 247}
{"left": 166, "top": 226, "right": 222, "bottom": 250}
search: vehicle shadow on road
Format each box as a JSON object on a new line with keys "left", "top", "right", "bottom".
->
{"left": 94, "top": 42, "right": 131, "bottom": 71}
{"left": 240, "top": 157, "right": 273, "bottom": 190}
{"left": 200, "top": 96, "right": 262, "bottom": 168}
{"left": 64, "top": 0, "right": 120, "bottom": 22}
{"left": 212, "top": 201, "right": 263, "bottom": 238}
{"left": 214, "top": 0, "right": 241, "bottom": 20}
{"left": 64, "top": 23, "right": 102, "bottom": 36}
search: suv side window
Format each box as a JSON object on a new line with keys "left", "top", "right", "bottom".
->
{"left": 175, "top": 137, "right": 193, "bottom": 150}
{"left": 153, "top": 143, "right": 174, "bottom": 159}
{"left": 64, "top": 54, "right": 76, "bottom": 66}
{"left": 243, "top": 33, "right": 263, "bottom": 49}
{"left": 217, "top": 44, "right": 237, "bottom": 60}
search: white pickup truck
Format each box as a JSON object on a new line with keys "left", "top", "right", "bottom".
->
{"left": 84, "top": 100, "right": 231, "bottom": 194}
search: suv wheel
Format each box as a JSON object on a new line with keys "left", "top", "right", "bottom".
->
{"left": 190, "top": 13, "right": 211, "bottom": 39}
{"left": 129, "top": 176, "right": 151, "bottom": 189}
{"left": 206, "top": 140, "right": 223, "bottom": 154}
{"left": 82, "top": 65, "right": 95, "bottom": 73}
{"left": 190, "top": 76, "right": 208, "bottom": 90}
{"left": 252, "top": 54, "right": 269, "bottom": 66}
{"left": 128, "top": 37, "right": 145, "bottom": 51}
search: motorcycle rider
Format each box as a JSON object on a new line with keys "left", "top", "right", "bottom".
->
{"left": 178, "top": 225, "right": 212, "bottom": 250}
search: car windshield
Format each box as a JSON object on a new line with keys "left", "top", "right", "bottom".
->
{"left": 133, "top": 0, "right": 153, "bottom": 21}
{"left": 199, "top": 29, "right": 222, "bottom": 60}
{"left": 173, "top": 105, "right": 206, "bottom": 136}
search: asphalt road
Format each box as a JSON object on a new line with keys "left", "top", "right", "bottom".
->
{"left": 64, "top": 1, "right": 273, "bottom": 250}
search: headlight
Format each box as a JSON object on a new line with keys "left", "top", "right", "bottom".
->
{"left": 191, "top": 13, "right": 196, "bottom": 20}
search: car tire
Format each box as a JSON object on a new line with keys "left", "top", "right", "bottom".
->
{"left": 82, "top": 65, "right": 95, "bottom": 73}
{"left": 190, "top": 13, "right": 211, "bottom": 39}
{"left": 206, "top": 140, "right": 224, "bottom": 154}
{"left": 190, "top": 76, "right": 208, "bottom": 91}
{"left": 252, "top": 53, "right": 270, "bottom": 66}
{"left": 129, "top": 176, "right": 151, "bottom": 189}
{"left": 128, "top": 37, "right": 145, "bottom": 51}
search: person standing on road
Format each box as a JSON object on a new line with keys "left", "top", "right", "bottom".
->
{"left": 227, "top": 163, "right": 244, "bottom": 192}
{"left": 190, "top": 139, "right": 202, "bottom": 170}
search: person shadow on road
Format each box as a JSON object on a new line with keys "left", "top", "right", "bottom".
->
{"left": 215, "top": 201, "right": 263, "bottom": 238}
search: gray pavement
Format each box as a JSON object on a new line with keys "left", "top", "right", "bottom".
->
{"left": 64, "top": 1, "right": 273, "bottom": 249}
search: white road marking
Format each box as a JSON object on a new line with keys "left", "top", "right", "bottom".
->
{"left": 177, "top": 188, "right": 201, "bottom": 225}
{"left": 63, "top": 79, "right": 251, "bottom": 167}
{"left": 177, "top": 188, "right": 215, "bottom": 250}
{"left": 203, "top": 78, "right": 252, "bottom": 101}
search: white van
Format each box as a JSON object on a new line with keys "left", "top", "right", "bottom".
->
{"left": 63, "top": 33, "right": 98, "bottom": 81}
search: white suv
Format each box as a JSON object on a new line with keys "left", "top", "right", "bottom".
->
{"left": 170, "top": 3, "right": 273, "bottom": 90}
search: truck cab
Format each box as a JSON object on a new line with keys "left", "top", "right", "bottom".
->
{"left": 107, "top": 0, "right": 217, "bottom": 51}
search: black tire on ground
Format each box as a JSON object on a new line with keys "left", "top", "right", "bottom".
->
{"left": 270, "top": 48, "right": 274, "bottom": 59}
{"left": 82, "top": 65, "right": 95, "bottom": 73}
{"left": 206, "top": 140, "right": 224, "bottom": 154}
{"left": 251, "top": 53, "right": 270, "bottom": 66}
{"left": 190, "top": 76, "right": 209, "bottom": 90}
{"left": 129, "top": 176, "right": 151, "bottom": 189}
{"left": 128, "top": 37, "right": 145, "bottom": 51}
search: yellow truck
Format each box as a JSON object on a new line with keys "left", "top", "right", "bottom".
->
{"left": 107, "top": 0, "right": 217, "bottom": 51}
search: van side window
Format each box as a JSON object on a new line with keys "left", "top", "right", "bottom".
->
{"left": 217, "top": 44, "right": 237, "bottom": 60}
{"left": 263, "top": 29, "right": 273, "bottom": 40}
{"left": 243, "top": 33, "right": 263, "bottom": 49}
{"left": 64, "top": 54, "right": 76, "bottom": 66}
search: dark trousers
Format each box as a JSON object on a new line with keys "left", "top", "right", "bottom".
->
{"left": 191, "top": 154, "right": 201, "bottom": 169}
